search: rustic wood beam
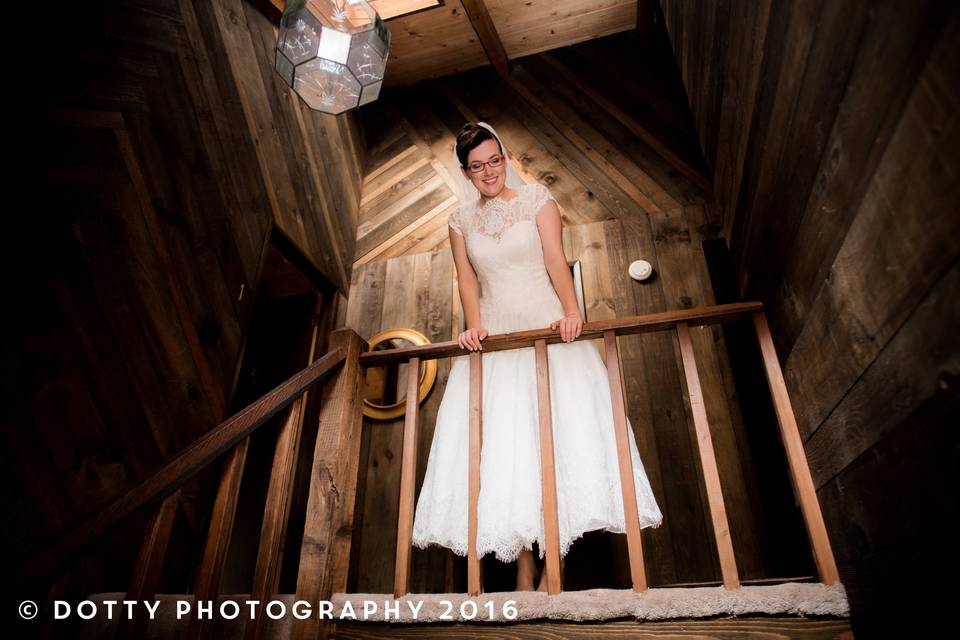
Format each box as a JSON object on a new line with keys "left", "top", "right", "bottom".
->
{"left": 265, "top": 0, "right": 442, "bottom": 24}
{"left": 461, "top": 0, "right": 511, "bottom": 79}
{"left": 371, "top": 0, "right": 441, "bottom": 20}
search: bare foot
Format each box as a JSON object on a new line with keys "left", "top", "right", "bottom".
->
{"left": 515, "top": 548, "right": 539, "bottom": 591}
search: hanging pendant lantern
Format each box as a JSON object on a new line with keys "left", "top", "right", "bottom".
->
{"left": 275, "top": 0, "right": 391, "bottom": 114}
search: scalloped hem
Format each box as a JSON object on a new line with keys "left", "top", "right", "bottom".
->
{"left": 413, "top": 516, "right": 663, "bottom": 564}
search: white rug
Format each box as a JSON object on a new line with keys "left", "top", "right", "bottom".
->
{"left": 329, "top": 582, "right": 850, "bottom": 623}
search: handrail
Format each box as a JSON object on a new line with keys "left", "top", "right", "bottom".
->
{"left": 386, "top": 301, "right": 841, "bottom": 599}
{"left": 16, "top": 347, "right": 348, "bottom": 587}
{"left": 359, "top": 301, "right": 763, "bottom": 366}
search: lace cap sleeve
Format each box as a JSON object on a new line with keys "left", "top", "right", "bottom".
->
{"left": 530, "top": 183, "right": 558, "bottom": 217}
{"left": 448, "top": 205, "right": 465, "bottom": 235}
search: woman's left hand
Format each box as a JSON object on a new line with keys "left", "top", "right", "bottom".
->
{"left": 550, "top": 313, "right": 583, "bottom": 343}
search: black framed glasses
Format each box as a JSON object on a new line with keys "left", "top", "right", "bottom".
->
{"left": 465, "top": 154, "right": 504, "bottom": 173}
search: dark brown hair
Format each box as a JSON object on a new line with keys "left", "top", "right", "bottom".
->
{"left": 455, "top": 123, "right": 502, "bottom": 168}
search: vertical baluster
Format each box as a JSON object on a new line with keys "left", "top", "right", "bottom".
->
{"left": 247, "top": 299, "right": 326, "bottom": 640}
{"left": 752, "top": 312, "right": 840, "bottom": 585}
{"left": 394, "top": 356, "right": 421, "bottom": 597}
{"left": 676, "top": 322, "right": 740, "bottom": 589}
{"left": 535, "top": 339, "right": 563, "bottom": 594}
{"left": 188, "top": 440, "right": 249, "bottom": 640}
{"left": 467, "top": 350, "right": 483, "bottom": 596}
{"left": 116, "top": 490, "right": 180, "bottom": 639}
{"left": 602, "top": 331, "right": 649, "bottom": 592}
{"left": 293, "top": 329, "right": 367, "bottom": 640}
{"left": 245, "top": 394, "right": 311, "bottom": 640}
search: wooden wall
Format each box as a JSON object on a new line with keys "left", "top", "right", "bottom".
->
{"left": 661, "top": 0, "right": 960, "bottom": 634}
{"left": 345, "top": 29, "right": 815, "bottom": 592}
{"left": 354, "top": 30, "right": 712, "bottom": 264}
{"left": 8, "top": 0, "right": 362, "bottom": 595}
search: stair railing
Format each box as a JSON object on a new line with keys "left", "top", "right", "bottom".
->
{"left": 15, "top": 334, "right": 352, "bottom": 640}
{"left": 356, "top": 301, "right": 840, "bottom": 599}
{"left": 18, "top": 302, "right": 840, "bottom": 640}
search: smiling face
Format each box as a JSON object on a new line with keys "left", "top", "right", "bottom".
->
{"left": 461, "top": 139, "right": 506, "bottom": 199}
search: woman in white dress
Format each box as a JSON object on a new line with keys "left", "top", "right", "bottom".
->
{"left": 411, "top": 122, "right": 663, "bottom": 592}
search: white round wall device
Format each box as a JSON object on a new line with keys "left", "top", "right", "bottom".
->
{"left": 628, "top": 259, "right": 653, "bottom": 281}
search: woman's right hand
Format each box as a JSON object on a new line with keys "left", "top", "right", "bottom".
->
{"left": 458, "top": 327, "right": 489, "bottom": 351}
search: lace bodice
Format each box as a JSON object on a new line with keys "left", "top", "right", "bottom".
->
{"left": 449, "top": 182, "right": 554, "bottom": 240}
{"left": 448, "top": 183, "right": 564, "bottom": 332}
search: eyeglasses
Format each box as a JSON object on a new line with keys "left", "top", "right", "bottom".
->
{"left": 465, "top": 154, "right": 504, "bottom": 173}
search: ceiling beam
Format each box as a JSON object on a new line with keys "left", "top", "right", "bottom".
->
{"left": 265, "top": 0, "right": 441, "bottom": 24}
{"left": 460, "top": 0, "right": 511, "bottom": 79}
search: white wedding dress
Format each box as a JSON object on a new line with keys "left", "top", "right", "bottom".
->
{"left": 412, "top": 182, "right": 663, "bottom": 562}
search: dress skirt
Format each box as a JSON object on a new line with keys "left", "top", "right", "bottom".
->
{"left": 411, "top": 321, "right": 663, "bottom": 562}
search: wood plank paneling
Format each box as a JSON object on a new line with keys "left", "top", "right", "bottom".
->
{"left": 347, "top": 251, "right": 454, "bottom": 594}
{"left": 784, "top": 13, "right": 960, "bottom": 439}
{"left": 11, "top": 0, "right": 363, "bottom": 600}
{"left": 662, "top": 1, "right": 960, "bottom": 633}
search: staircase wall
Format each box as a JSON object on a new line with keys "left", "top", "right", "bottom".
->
{"left": 661, "top": 1, "right": 960, "bottom": 634}
{"left": 8, "top": 0, "right": 363, "bottom": 597}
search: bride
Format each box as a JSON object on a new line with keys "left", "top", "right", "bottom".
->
{"left": 411, "top": 122, "right": 663, "bottom": 592}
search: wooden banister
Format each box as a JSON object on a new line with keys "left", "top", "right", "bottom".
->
{"left": 603, "top": 331, "right": 649, "bottom": 592}
{"left": 535, "top": 339, "right": 562, "bottom": 595}
{"left": 30, "top": 298, "right": 842, "bottom": 621}
{"left": 372, "top": 301, "right": 844, "bottom": 601}
{"left": 187, "top": 439, "right": 249, "bottom": 640}
{"left": 752, "top": 312, "right": 840, "bottom": 585}
{"left": 17, "top": 347, "right": 347, "bottom": 587}
{"left": 467, "top": 351, "right": 484, "bottom": 596}
{"left": 676, "top": 322, "right": 740, "bottom": 589}
{"left": 293, "top": 330, "right": 367, "bottom": 640}
{"left": 116, "top": 490, "right": 181, "bottom": 639}
{"left": 359, "top": 302, "right": 763, "bottom": 366}
{"left": 394, "top": 356, "right": 421, "bottom": 597}
{"left": 246, "top": 310, "right": 327, "bottom": 640}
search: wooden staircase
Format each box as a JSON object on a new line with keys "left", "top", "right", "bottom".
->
{"left": 17, "top": 302, "right": 852, "bottom": 639}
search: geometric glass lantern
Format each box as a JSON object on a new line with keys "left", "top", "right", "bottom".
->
{"left": 276, "top": 0, "right": 391, "bottom": 114}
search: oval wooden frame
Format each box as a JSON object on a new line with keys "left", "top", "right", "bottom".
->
{"left": 362, "top": 327, "right": 438, "bottom": 421}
